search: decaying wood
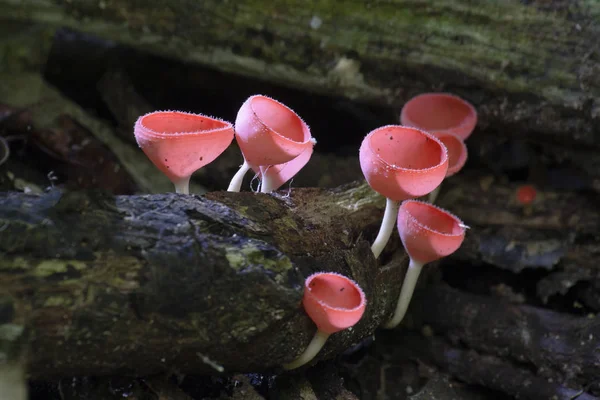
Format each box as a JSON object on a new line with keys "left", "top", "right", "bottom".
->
{"left": 2, "top": 0, "right": 600, "bottom": 180}
{"left": 409, "top": 374, "right": 496, "bottom": 400}
{"left": 0, "top": 72, "right": 173, "bottom": 194}
{"left": 395, "top": 332, "right": 599, "bottom": 400}
{"left": 438, "top": 174, "right": 600, "bottom": 305}
{"left": 0, "top": 172, "right": 598, "bottom": 381}
{"left": 97, "top": 68, "right": 154, "bottom": 145}
{"left": 0, "top": 184, "right": 401, "bottom": 378}
{"left": 410, "top": 285, "right": 600, "bottom": 393}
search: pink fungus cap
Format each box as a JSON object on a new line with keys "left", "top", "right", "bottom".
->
{"left": 400, "top": 93, "right": 477, "bottom": 140}
{"left": 433, "top": 132, "right": 468, "bottom": 177}
{"left": 302, "top": 272, "right": 366, "bottom": 334}
{"left": 134, "top": 111, "right": 234, "bottom": 184}
{"left": 359, "top": 125, "right": 449, "bottom": 201}
{"left": 235, "top": 95, "right": 313, "bottom": 167}
{"left": 397, "top": 200, "right": 466, "bottom": 265}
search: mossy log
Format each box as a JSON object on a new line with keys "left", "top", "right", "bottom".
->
{"left": 1, "top": 173, "right": 599, "bottom": 379}
{"left": 2, "top": 0, "right": 600, "bottom": 178}
{"left": 0, "top": 184, "right": 398, "bottom": 378}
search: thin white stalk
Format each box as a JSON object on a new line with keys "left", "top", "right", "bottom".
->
{"left": 260, "top": 167, "right": 275, "bottom": 193}
{"left": 428, "top": 184, "right": 442, "bottom": 204}
{"left": 227, "top": 160, "right": 250, "bottom": 192}
{"left": 371, "top": 198, "right": 400, "bottom": 259}
{"left": 383, "top": 258, "right": 424, "bottom": 329}
{"left": 283, "top": 329, "right": 330, "bottom": 370}
{"left": 174, "top": 176, "right": 191, "bottom": 194}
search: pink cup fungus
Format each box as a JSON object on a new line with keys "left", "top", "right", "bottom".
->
{"left": 227, "top": 95, "right": 315, "bottom": 193}
{"left": 253, "top": 145, "right": 314, "bottom": 193}
{"left": 359, "top": 125, "right": 449, "bottom": 259}
{"left": 435, "top": 133, "right": 467, "bottom": 177}
{"left": 283, "top": 272, "right": 366, "bottom": 370}
{"left": 400, "top": 93, "right": 477, "bottom": 141}
{"left": 134, "top": 111, "right": 234, "bottom": 194}
{"left": 383, "top": 200, "right": 466, "bottom": 329}
{"left": 428, "top": 132, "right": 468, "bottom": 203}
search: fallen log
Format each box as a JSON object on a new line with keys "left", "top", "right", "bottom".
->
{"left": 0, "top": 184, "right": 405, "bottom": 378}
{"left": 1, "top": 173, "right": 598, "bottom": 379}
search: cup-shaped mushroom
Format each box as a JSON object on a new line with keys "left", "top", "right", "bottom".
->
{"left": 359, "top": 125, "right": 448, "bottom": 201}
{"left": 433, "top": 132, "right": 467, "bottom": 177}
{"left": 235, "top": 95, "right": 313, "bottom": 167}
{"left": 283, "top": 271, "right": 367, "bottom": 370}
{"left": 254, "top": 145, "right": 314, "bottom": 192}
{"left": 134, "top": 111, "right": 234, "bottom": 193}
{"left": 397, "top": 200, "right": 466, "bottom": 265}
{"left": 400, "top": 93, "right": 477, "bottom": 140}
{"left": 303, "top": 272, "right": 366, "bottom": 334}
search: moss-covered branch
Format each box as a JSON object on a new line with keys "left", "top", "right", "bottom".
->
{"left": 0, "top": 173, "right": 598, "bottom": 378}
{"left": 0, "top": 184, "right": 401, "bottom": 378}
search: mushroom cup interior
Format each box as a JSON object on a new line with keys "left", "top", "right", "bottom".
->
{"left": 142, "top": 112, "right": 228, "bottom": 134}
{"left": 404, "top": 201, "right": 463, "bottom": 236}
{"left": 370, "top": 127, "right": 445, "bottom": 170}
{"left": 404, "top": 94, "right": 474, "bottom": 131}
{"left": 252, "top": 97, "right": 308, "bottom": 143}
{"left": 308, "top": 274, "right": 363, "bottom": 310}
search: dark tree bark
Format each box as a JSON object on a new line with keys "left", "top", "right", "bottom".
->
{"left": 410, "top": 285, "right": 600, "bottom": 392}
{"left": 0, "top": 184, "right": 404, "bottom": 378}
{"left": 438, "top": 174, "right": 600, "bottom": 305}
{"left": 394, "top": 332, "right": 599, "bottom": 400}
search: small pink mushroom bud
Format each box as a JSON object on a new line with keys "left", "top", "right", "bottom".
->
{"left": 516, "top": 184, "right": 537, "bottom": 205}
{"left": 134, "top": 111, "right": 234, "bottom": 194}
{"left": 227, "top": 95, "right": 315, "bottom": 193}
{"left": 359, "top": 125, "right": 449, "bottom": 259}
{"left": 400, "top": 93, "right": 478, "bottom": 140}
{"left": 428, "top": 132, "right": 468, "bottom": 203}
{"left": 283, "top": 272, "right": 366, "bottom": 370}
{"left": 383, "top": 200, "right": 466, "bottom": 329}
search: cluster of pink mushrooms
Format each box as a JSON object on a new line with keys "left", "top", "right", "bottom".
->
{"left": 134, "top": 92, "right": 477, "bottom": 370}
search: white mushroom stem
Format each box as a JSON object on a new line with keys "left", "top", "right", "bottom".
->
{"left": 260, "top": 166, "right": 276, "bottom": 193}
{"left": 383, "top": 258, "right": 425, "bottom": 329}
{"left": 174, "top": 176, "right": 191, "bottom": 195}
{"left": 370, "top": 198, "right": 400, "bottom": 259}
{"left": 227, "top": 160, "right": 251, "bottom": 192}
{"left": 283, "top": 329, "right": 330, "bottom": 370}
